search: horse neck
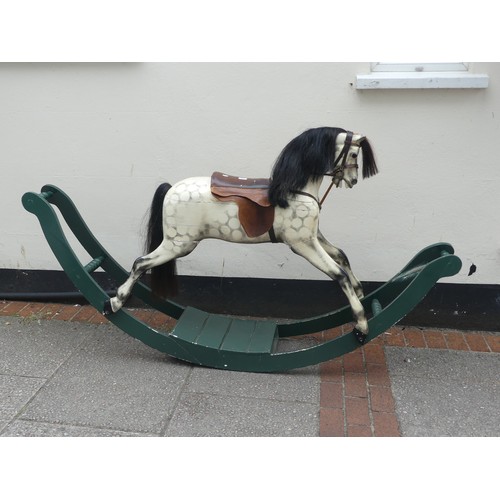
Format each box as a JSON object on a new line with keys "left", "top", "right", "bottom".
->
{"left": 301, "top": 176, "right": 324, "bottom": 199}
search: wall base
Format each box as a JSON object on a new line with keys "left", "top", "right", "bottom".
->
{"left": 1, "top": 269, "right": 498, "bottom": 331}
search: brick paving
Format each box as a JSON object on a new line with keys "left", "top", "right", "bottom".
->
{"left": 1, "top": 300, "right": 498, "bottom": 437}
{"left": 317, "top": 323, "right": 500, "bottom": 436}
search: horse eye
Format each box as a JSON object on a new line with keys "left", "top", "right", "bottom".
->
{"left": 351, "top": 153, "right": 358, "bottom": 159}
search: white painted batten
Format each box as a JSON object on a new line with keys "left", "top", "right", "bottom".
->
{"left": 356, "top": 71, "right": 489, "bottom": 89}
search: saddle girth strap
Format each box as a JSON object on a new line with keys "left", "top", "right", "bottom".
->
{"left": 268, "top": 225, "right": 278, "bottom": 243}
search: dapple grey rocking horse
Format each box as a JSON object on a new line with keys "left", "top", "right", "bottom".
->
{"left": 103, "top": 126, "right": 379, "bottom": 343}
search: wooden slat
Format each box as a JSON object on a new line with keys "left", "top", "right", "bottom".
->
{"left": 172, "top": 307, "right": 210, "bottom": 343}
{"left": 247, "top": 321, "right": 278, "bottom": 353}
{"left": 174, "top": 309, "right": 276, "bottom": 354}
{"left": 220, "top": 319, "right": 255, "bottom": 352}
{"left": 195, "top": 314, "right": 233, "bottom": 348}
{"left": 220, "top": 319, "right": 277, "bottom": 354}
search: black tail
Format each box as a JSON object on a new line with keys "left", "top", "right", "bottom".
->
{"left": 145, "top": 182, "right": 178, "bottom": 298}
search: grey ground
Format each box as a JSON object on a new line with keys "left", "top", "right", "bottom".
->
{"left": 0, "top": 318, "right": 319, "bottom": 437}
{"left": 1, "top": 317, "right": 498, "bottom": 437}
{"left": 385, "top": 346, "right": 499, "bottom": 437}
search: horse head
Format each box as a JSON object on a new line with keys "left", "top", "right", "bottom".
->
{"left": 328, "top": 132, "right": 379, "bottom": 189}
{"left": 268, "top": 126, "right": 378, "bottom": 208}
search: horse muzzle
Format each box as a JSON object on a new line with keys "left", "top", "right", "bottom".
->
{"left": 341, "top": 178, "right": 357, "bottom": 189}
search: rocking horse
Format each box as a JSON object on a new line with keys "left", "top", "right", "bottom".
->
{"left": 103, "top": 127, "right": 377, "bottom": 343}
{"left": 22, "top": 126, "right": 462, "bottom": 372}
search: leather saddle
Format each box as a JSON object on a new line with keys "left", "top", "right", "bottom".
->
{"left": 210, "top": 171, "right": 275, "bottom": 238}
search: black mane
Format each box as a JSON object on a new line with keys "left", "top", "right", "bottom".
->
{"left": 360, "top": 138, "right": 378, "bottom": 180}
{"left": 268, "top": 127, "right": 378, "bottom": 208}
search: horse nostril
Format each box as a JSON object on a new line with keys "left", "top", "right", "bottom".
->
{"left": 351, "top": 179, "right": 358, "bottom": 186}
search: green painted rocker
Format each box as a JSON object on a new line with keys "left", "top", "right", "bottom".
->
{"left": 22, "top": 127, "right": 462, "bottom": 372}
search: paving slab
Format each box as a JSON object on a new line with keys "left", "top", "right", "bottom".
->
{"left": 0, "top": 317, "right": 89, "bottom": 378}
{"left": 0, "top": 375, "right": 46, "bottom": 421}
{"left": 165, "top": 392, "right": 318, "bottom": 436}
{"left": 166, "top": 362, "right": 320, "bottom": 436}
{"left": 385, "top": 347, "right": 499, "bottom": 436}
{"left": 0, "top": 315, "right": 323, "bottom": 437}
{"left": 186, "top": 363, "right": 319, "bottom": 403}
{"left": 1, "top": 420, "right": 150, "bottom": 437}
{"left": 18, "top": 324, "right": 192, "bottom": 435}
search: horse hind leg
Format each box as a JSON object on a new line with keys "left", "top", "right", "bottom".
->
{"left": 103, "top": 247, "right": 175, "bottom": 315}
{"left": 290, "top": 239, "right": 368, "bottom": 344}
{"left": 103, "top": 239, "right": 197, "bottom": 315}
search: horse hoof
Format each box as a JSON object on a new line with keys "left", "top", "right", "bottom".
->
{"left": 102, "top": 300, "right": 114, "bottom": 316}
{"left": 353, "top": 328, "right": 367, "bottom": 345}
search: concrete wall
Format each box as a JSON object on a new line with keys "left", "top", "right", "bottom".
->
{"left": 2, "top": 62, "right": 499, "bottom": 284}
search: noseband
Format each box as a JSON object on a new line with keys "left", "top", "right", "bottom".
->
{"left": 319, "top": 131, "right": 355, "bottom": 207}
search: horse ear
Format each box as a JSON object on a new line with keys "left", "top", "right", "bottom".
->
{"left": 353, "top": 134, "right": 365, "bottom": 145}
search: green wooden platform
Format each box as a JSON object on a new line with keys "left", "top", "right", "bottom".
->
{"left": 22, "top": 185, "right": 462, "bottom": 372}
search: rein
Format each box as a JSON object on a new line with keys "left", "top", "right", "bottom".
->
{"left": 319, "top": 131, "right": 353, "bottom": 207}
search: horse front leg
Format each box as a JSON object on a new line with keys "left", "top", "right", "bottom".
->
{"left": 317, "top": 231, "right": 364, "bottom": 299}
{"left": 290, "top": 239, "right": 368, "bottom": 344}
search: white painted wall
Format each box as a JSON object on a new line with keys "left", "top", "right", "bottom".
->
{"left": 1, "top": 63, "right": 499, "bottom": 284}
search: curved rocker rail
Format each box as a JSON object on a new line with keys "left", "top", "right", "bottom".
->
{"left": 170, "top": 245, "right": 462, "bottom": 372}
{"left": 22, "top": 185, "right": 462, "bottom": 373}
{"left": 22, "top": 185, "right": 185, "bottom": 320}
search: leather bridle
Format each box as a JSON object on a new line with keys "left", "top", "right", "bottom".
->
{"left": 330, "top": 131, "right": 354, "bottom": 180}
{"left": 291, "top": 131, "right": 359, "bottom": 209}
